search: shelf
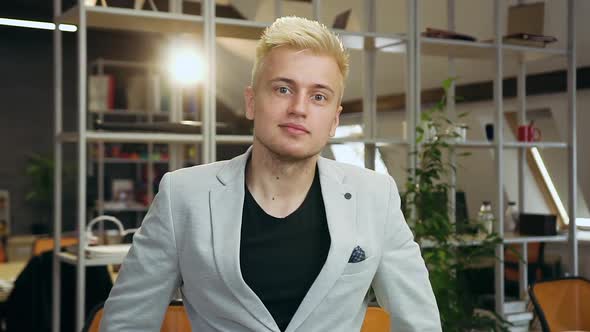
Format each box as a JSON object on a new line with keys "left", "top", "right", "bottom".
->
{"left": 101, "top": 206, "right": 149, "bottom": 212}
{"left": 58, "top": 6, "right": 407, "bottom": 50}
{"left": 329, "top": 137, "right": 408, "bottom": 145}
{"left": 90, "top": 109, "right": 171, "bottom": 117}
{"left": 55, "top": 131, "right": 204, "bottom": 143}
{"left": 503, "top": 232, "right": 568, "bottom": 244}
{"left": 215, "top": 135, "right": 253, "bottom": 144}
{"left": 423, "top": 141, "right": 569, "bottom": 149}
{"left": 58, "top": 5, "right": 203, "bottom": 34}
{"left": 419, "top": 232, "right": 569, "bottom": 247}
{"left": 451, "top": 140, "right": 494, "bottom": 148}
{"left": 87, "top": 131, "right": 203, "bottom": 143}
{"left": 93, "top": 158, "right": 169, "bottom": 164}
{"left": 99, "top": 201, "right": 150, "bottom": 212}
{"left": 503, "top": 43, "right": 568, "bottom": 62}
{"left": 90, "top": 59, "right": 157, "bottom": 69}
{"left": 334, "top": 29, "right": 406, "bottom": 52}
{"left": 216, "top": 22, "right": 407, "bottom": 51}
{"left": 502, "top": 141, "right": 568, "bottom": 149}
{"left": 421, "top": 37, "right": 496, "bottom": 59}
{"left": 58, "top": 252, "right": 125, "bottom": 266}
{"left": 420, "top": 37, "right": 567, "bottom": 61}
{"left": 419, "top": 234, "right": 488, "bottom": 249}
{"left": 214, "top": 17, "right": 268, "bottom": 40}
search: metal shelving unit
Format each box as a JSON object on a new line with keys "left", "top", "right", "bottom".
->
{"left": 52, "top": 0, "right": 578, "bottom": 330}
{"left": 410, "top": 0, "right": 578, "bottom": 318}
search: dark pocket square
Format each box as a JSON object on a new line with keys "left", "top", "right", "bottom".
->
{"left": 348, "top": 246, "right": 366, "bottom": 263}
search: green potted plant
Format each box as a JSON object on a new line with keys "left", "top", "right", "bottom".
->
{"left": 404, "top": 78, "right": 508, "bottom": 331}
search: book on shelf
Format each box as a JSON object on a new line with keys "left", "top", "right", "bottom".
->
{"left": 332, "top": 9, "right": 351, "bottom": 29}
{"left": 503, "top": 38, "right": 546, "bottom": 48}
{"left": 421, "top": 27, "right": 477, "bottom": 42}
{"left": 112, "top": 179, "right": 134, "bottom": 203}
{"left": 89, "top": 75, "right": 115, "bottom": 111}
{"left": 126, "top": 74, "right": 162, "bottom": 113}
{"left": 503, "top": 33, "right": 557, "bottom": 48}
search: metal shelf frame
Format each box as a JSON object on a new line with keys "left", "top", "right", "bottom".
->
{"left": 52, "top": 0, "right": 578, "bottom": 330}
{"left": 411, "top": 0, "right": 578, "bottom": 318}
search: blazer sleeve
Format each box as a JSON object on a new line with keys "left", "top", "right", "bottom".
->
{"left": 100, "top": 173, "right": 182, "bottom": 332}
{"left": 371, "top": 176, "right": 442, "bottom": 332}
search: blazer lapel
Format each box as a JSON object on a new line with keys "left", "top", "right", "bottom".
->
{"left": 209, "top": 148, "right": 279, "bottom": 332}
{"left": 285, "top": 157, "right": 357, "bottom": 332}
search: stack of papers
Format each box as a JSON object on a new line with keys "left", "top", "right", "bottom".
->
{"left": 85, "top": 244, "right": 131, "bottom": 260}
{"left": 504, "top": 301, "right": 533, "bottom": 332}
{"left": 577, "top": 218, "right": 590, "bottom": 231}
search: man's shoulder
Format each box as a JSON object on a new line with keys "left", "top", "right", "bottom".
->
{"left": 321, "top": 157, "right": 395, "bottom": 189}
{"left": 166, "top": 159, "right": 230, "bottom": 186}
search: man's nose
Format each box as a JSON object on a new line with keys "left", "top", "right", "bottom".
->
{"left": 288, "top": 92, "right": 309, "bottom": 117}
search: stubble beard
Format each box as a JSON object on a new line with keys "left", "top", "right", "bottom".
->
{"left": 254, "top": 134, "right": 324, "bottom": 165}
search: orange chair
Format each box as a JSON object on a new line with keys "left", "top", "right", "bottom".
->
{"left": 505, "top": 242, "right": 544, "bottom": 282}
{"left": 529, "top": 277, "right": 590, "bottom": 332}
{"left": 361, "top": 306, "right": 390, "bottom": 332}
{"left": 83, "top": 301, "right": 389, "bottom": 332}
{"left": 160, "top": 301, "right": 192, "bottom": 331}
{"left": 31, "top": 236, "right": 78, "bottom": 256}
{"left": 83, "top": 304, "right": 104, "bottom": 332}
{"left": 82, "top": 300, "right": 191, "bottom": 332}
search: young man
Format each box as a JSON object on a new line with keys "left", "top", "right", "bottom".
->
{"left": 100, "top": 17, "right": 441, "bottom": 332}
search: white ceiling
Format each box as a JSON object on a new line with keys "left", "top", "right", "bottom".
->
{"left": 214, "top": 0, "right": 589, "bottom": 115}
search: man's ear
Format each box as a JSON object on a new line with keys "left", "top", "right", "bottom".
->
{"left": 244, "top": 86, "right": 255, "bottom": 121}
{"left": 329, "top": 105, "right": 342, "bottom": 137}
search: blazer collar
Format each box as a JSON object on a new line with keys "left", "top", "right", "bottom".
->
{"left": 214, "top": 146, "right": 346, "bottom": 187}
{"left": 210, "top": 147, "right": 357, "bottom": 332}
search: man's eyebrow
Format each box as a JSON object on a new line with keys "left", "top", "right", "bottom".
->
{"left": 269, "top": 77, "right": 335, "bottom": 95}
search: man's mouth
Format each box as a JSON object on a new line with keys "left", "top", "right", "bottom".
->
{"left": 279, "top": 123, "right": 310, "bottom": 134}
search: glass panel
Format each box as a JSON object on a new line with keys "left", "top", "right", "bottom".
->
{"left": 340, "top": 49, "right": 366, "bottom": 137}
{"left": 376, "top": 0, "right": 406, "bottom": 35}
{"left": 323, "top": 142, "right": 405, "bottom": 177}
{"left": 279, "top": 0, "right": 314, "bottom": 20}
{"left": 215, "top": 35, "right": 255, "bottom": 136}
{"left": 455, "top": 149, "right": 498, "bottom": 222}
{"left": 374, "top": 51, "right": 407, "bottom": 141}
{"left": 226, "top": 0, "right": 308, "bottom": 23}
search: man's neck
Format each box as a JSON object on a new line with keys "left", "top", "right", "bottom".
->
{"left": 245, "top": 143, "right": 318, "bottom": 218}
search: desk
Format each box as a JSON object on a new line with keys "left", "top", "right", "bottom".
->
{"left": 0, "top": 261, "right": 26, "bottom": 302}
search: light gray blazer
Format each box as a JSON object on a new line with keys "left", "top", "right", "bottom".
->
{"left": 100, "top": 148, "right": 441, "bottom": 332}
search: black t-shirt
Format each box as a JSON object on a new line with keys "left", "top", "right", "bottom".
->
{"left": 240, "top": 169, "right": 330, "bottom": 331}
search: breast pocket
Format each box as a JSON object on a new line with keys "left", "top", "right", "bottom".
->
{"left": 341, "top": 256, "right": 378, "bottom": 277}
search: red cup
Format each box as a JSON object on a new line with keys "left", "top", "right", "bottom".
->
{"left": 517, "top": 125, "right": 541, "bottom": 142}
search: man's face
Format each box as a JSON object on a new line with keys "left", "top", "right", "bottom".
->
{"left": 244, "top": 47, "right": 343, "bottom": 161}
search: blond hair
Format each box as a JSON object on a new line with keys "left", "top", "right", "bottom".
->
{"left": 251, "top": 16, "right": 349, "bottom": 88}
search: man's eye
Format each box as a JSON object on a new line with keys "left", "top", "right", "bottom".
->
{"left": 313, "top": 94, "right": 327, "bottom": 102}
{"left": 278, "top": 87, "right": 290, "bottom": 94}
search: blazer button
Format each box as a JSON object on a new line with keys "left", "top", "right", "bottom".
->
{"left": 344, "top": 193, "right": 352, "bottom": 200}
